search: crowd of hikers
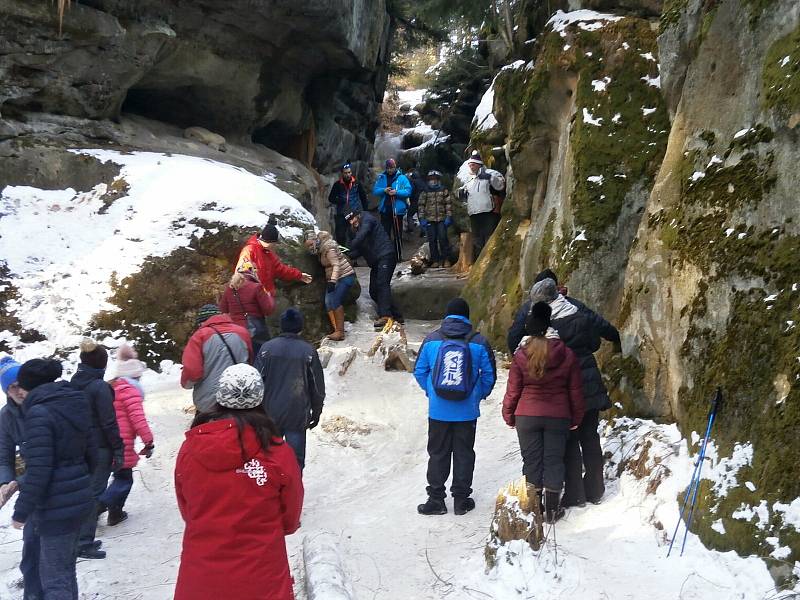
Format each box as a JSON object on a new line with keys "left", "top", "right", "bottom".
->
{"left": 0, "top": 150, "right": 622, "bottom": 599}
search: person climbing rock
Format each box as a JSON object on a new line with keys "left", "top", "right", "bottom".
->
{"left": 417, "top": 170, "right": 454, "bottom": 268}
{"left": 372, "top": 158, "right": 412, "bottom": 261}
{"left": 304, "top": 230, "right": 355, "bottom": 341}
{"left": 235, "top": 223, "right": 313, "bottom": 294}
{"left": 11, "top": 358, "right": 95, "bottom": 600}
{"left": 181, "top": 304, "right": 253, "bottom": 414}
{"left": 99, "top": 344, "right": 153, "bottom": 527}
{"left": 174, "top": 363, "right": 303, "bottom": 600}
{"left": 328, "top": 163, "right": 367, "bottom": 246}
{"left": 70, "top": 338, "right": 124, "bottom": 559}
{"left": 502, "top": 302, "right": 585, "bottom": 524}
{"left": 457, "top": 151, "right": 505, "bottom": 259}
{"left": 254, "top": 308, "right": 325, "bottom": 470}
{"left": 219, "top": 269, "right": 275, "bottom": 355}
{"left": 413, "top": 298, "right": 496, "bottom": 516}
{"left": 526, "top": 277, "right": 621, "bottom": 508}
{"left": 345, "top": 210, "right": 404, "bottom": 330}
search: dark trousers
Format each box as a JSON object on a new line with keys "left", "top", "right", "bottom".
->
{"left": 470, "top": 211, "right": 501, "bottom": 258}
{"left": 22, "top": 523, "right": 80, "bottom": 600}
{"left": 515, "top": 416, "right": 570, "bottom": 491}
{"left": 333, "top": 213, "right": 348, "bottom": 247}
{"left": 369, "top": 256, "right": 402, "bottom": 320}
{"left": 284, "top": 430, "right": 307, "bottom": 471}
{"left": 426, "top": 221, "right": 451, "bottom": 263}
{"left": 406, "top": 196, "right": 419, "bottom": 231}
{"left": 78, "top": 447, "right": 112, "bottom": 550}
{"left": 425, "top": 418, "right": 477, "bottom": 500}
{"left": 380, "top": 211, "right": 403, "bottom": 261}
{"left": 561, "top": 409, "right": 605, "bottom": 506}
{"left": 99, "top": 468, "right": 134, "bottom": 509}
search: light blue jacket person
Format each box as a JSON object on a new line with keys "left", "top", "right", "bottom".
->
{"left": 414, "top": 313, "right": 496, "bottom": 422}
{"left": 373, "top": 159, "right": 412, "bottom": 217}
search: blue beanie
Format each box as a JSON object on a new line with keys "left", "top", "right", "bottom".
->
{"left": 280, "top": 308, "right": 304, "bottom": 334}
{"left": 0, "top": 357, "right": 21, "bottom": 395}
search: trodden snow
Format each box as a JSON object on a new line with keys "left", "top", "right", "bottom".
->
{"left": 0, "top": 281, "right": 795, "bottom": 598}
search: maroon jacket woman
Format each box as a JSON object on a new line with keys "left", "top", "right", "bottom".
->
{"left": 219, "top": 271, "right": 275, "bottom": 328}
{"left": 502, "top": 302, "right": 584, "bottom": 523}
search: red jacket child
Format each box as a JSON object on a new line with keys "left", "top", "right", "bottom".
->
{"left": 174, "top": 419, "right": 303, "bottom": 600}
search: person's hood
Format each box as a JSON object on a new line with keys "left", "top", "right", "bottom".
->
{"left": 514, "top": 338, "right": 568, "bottom": 372}
{"left": 201, "top": 314, "right": 235, "bottom": 329}
{"left": 440, "top": 315, "right": 474, "bottom": 338}
{"left": 182, "top": 418, "right": 265, "bottom": 472}
{"left": 23, "top": 381, "right": 90, "bottom": 432}
{"left": 70, "top": 364, "right": 106, "bottom": 390}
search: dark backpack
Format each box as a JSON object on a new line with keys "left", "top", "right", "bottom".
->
{"left": 431, "top": 332, "right": 479, "bottom": 401}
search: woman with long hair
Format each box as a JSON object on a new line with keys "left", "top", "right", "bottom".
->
{"left": 174, "top": 363, "right": 303, "bottom": 600}
{"left": 304, "top": 230, "right": 355, "bottom": 341}
{"left": 502, "top": 302, "right": 585, "bottom": 523}
{"left": 219, "top": 268, "right": 275, "bottom": 355}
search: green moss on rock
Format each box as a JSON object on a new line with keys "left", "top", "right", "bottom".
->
{"left": 762, "top": 23, "right": 800, "bottom": 114}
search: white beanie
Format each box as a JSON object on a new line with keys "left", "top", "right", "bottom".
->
{"left": 215, "top": 364, "right": 264, "bottom": 410}
{"left": 114, "top": 344, "right": 145, "bottom": 379}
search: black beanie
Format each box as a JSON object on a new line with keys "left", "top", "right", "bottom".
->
{"left": 18, "top": 359, "right": 63, "bottom": 392}
{"left": 445, "top": 297, "right": 470, "bottom": 319}
{"left": 259, "top": 224, "right": 279, "bottom": 243}
{"left": 534, "top": 268, "right": 558, "bottom": 285}
{"left": 79, "top": 337, "right": 108, "bottom": 370}
{"left": 280, "top": 307, "right": 304, "bottom": 334}
{"left": 525, "top": 302, "right": 552, "bottom": 337}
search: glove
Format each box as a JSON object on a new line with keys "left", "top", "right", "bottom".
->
{"left": 139, "top": 443, "right": 154, "bottom": 459}
{"left": 419, "top": 219, "right": 429, "bottom": 228}
{"left": 112, "top": 452, "right": 125, "bottom": 470}
{"left": 458, "top": 188, "right": 468, "bottom": 200}
{"left": 327, "top": 281, "right": 336, "bottom": 293}
{"left": 307, "top": 408, "right": 322, "bottom": 430}
{"left": 444, "top": 217, "right": 453, "bottom": 227}
{"left": 477, "top": 168, "right": 491, "bottom": 181}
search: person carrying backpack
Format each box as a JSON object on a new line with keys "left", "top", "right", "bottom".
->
{"left": 413, "top": 298, "right": 496, "bottom": 516}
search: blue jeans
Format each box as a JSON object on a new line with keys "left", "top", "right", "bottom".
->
{"left": 78, "top": 447, "right": 112, "bottom": 549}
{"left": 22, "top": 523, "right": 80, "bottom": 600}
{"left": 325, "top": 274, "right": 356, "bottom": 311}
{"left": 99, "top": 468, "right": 133, "bottom": 509}
{"left": 284, "top": 430, "right": 307, "bottom": 471}
{"left": 426, "top": 221, "right": 451, "bottom": 263}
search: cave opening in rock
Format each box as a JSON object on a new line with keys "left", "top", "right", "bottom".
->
{"left": 251, "top": 120, "right": 315, "bottom": 166}
{"left": 121, "top": 86, "right": 235, "bottom": 135}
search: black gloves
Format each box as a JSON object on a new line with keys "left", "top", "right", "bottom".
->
{"left": 139, "top": 443, "right": 155, "bottom": 459}
{"left": 307, "top": 407, "right": 322, "bottom": 430}
{"left": 327, "top": 281, "right": 336, "bottom": 293}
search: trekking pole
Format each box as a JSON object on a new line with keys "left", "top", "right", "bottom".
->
{"left": 667, "top": 387, "right": 722, "bottom": 557}
{"left": 392, "top": 197, "right": 403, "bottom": 262}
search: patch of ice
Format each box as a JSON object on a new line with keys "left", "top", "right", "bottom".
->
{"left": 612, "top": 113, "right": 622, "bottom": 124}
{"left": 690, "top": 171, "right": 706, "bottom": 182}
{"left": 501, "top": 59, "right": 527, "bottom": 71}
{"left": 745, "top": 481, "right": 756, "bottom": 492}
{"left": 582, "top": 107, "right": 603, "bottom": 126}
{"left": 622, "top": 42, "right": 630, "bottom": 50}
{"left": 725, "top": 228, "right": 735, "bottom": 237}
{"left": 707, "top": 155, "right": 723, "bottom": 168}
{"left": 592, "top": 77, "right": 611, "bottom": 92}
{"left": 734, "top": 128, "right": 752, "bottom": 139}
{"left": 574, "top": 230, "right": 588, "bottom": 242}
{"left": 711, "top": 519, "right": 726, "bottom": 534}
{"left": 641, "top": 75, "right": 661, "bottom": 88}
{"left": 737, "top": 232, "right": 747, "bottom": 240}
{"left": 642, "top": 107, "right": 657, "bottom": 116}
{"left": 587, "top": 175, "right": 604, "bottom": 184}
{"left": 780, "top": 56, "right": 790, "bottom": 68}
{"left": 640, "top": 52, "right": 656, "bottom": 62}
{"left": 773, "top": 498, "right": 800, "bottom": 530}
{"left": 765, "top": 294, "right": 778, "bottom": 302}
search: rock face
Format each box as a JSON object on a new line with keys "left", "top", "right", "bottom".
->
{"left": 0, "top": 0, "right": 391, "bottom": 173}
{"left": 463, "top": 1, "right": 800, "bottom": 573}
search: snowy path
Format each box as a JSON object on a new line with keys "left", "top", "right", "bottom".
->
{"left": 0, "top": 316, "right": 789, "bottom": 599}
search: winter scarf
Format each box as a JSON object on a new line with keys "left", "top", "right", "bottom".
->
{"left": 550, "top": 294, "right": 578, "bottom": 320}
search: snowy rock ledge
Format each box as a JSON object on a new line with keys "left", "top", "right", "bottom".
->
{"left": 303, "top": 533, "right": 356, "bottom": 600}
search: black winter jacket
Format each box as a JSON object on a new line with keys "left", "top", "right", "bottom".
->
{"left": 12, "top": 382, "right": 96, "bottom": 534}
{"left": 0, "top": 399, "right": 25, "bottom": 485}
{"left": 254, "top": 333, "right": 325, "bottom": 432}
{"left": 507, "top": 298, "right": 620, "bottom": 412}
{"left": 347, "top": 212, "right": 395, "bottom": 267}
{"left": 328, "top": 179, "right": 367, "bottom": 215}
{"left": 71, "top": 365, "right": 124, "bottom": 465}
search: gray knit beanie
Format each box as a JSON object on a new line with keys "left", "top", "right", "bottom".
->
{"left": 215, "top": 364, "right": 265, "bottom": 410}
{"left": 530, "top": 278, "right": 558, "bottom": 303}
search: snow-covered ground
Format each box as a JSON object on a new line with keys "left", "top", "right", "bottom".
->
{"left": 0, "top": 150, "right": 314, "bottom": 361}
{"left": 0, "top": 295, "right": 795, "bottom": 599}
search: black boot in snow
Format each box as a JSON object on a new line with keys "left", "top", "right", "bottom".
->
{"left": 107, "top": 507, "right": 128, "bottom": 526}
{"left": 453, "top": 497, "right": 476, "bottom": 515}
{"left": 543, "top": 490, "right": 565, "bottom": 524}
{"left": 417, "top": 497, "right": 447, "bottom": 515}
{"left": 77, "top": 546, "right": 106, "bottom": 559}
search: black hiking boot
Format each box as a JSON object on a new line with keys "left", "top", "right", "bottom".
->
{"left": 107, "top": 507, "right": 128, "bottom": 526}
{"left": 417, "top": 497, "right": 447, "bottom": 515}
{"left": 78, "top": 546, "right": 106, "bottom": 559}
{"left": 543, "top": 490, "right": 566, "bottom": 524}
{"left": 453, "top": 497, "right": 476, "bottom": 515}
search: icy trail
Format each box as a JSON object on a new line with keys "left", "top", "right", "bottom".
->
{"left": 0, "top": 314, "right": 791, "bottom": 599}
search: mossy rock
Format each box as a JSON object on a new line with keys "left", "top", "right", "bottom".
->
{"left": 762, "top": 22, "right": 800, "bottom": 115}
{"left": 91, "top": 223, "right": 350, "bottom": 364}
